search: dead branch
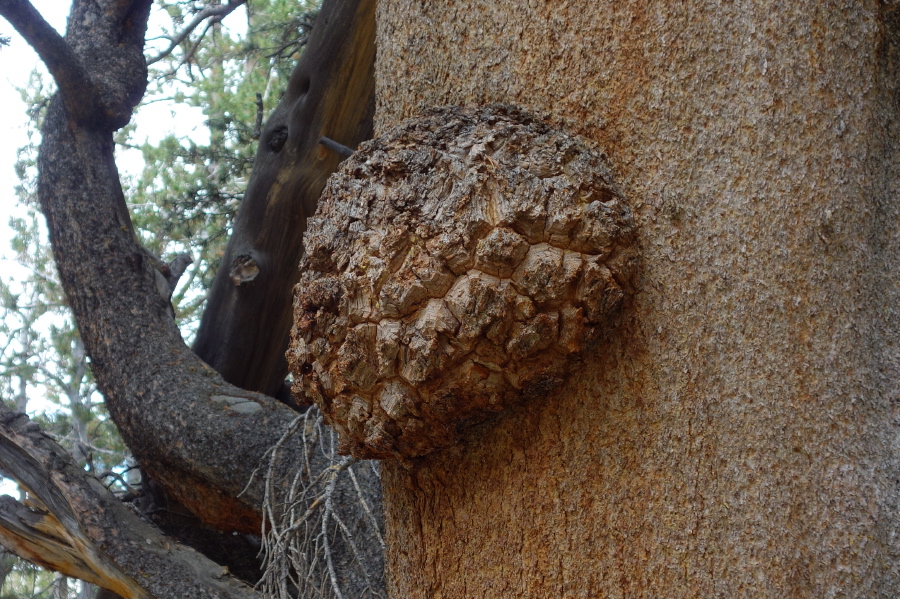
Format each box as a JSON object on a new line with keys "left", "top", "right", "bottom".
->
{"left": 193, "top": 0, "right": 377, "bottom": 398}
{"left": 259, "top": 407, "right": 384, "bottom": 599}
{"left": 0, "top": 405, "right": 261, "bottom": 599}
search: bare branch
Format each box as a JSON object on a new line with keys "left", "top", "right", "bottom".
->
{"left": 96, "top": 470, "right": 140, "bottom": 496}
{"left": 263, "top": 34, "right": 310, "bottom": 60}
{"left": 147, "top": 0, "right": 247, "bottom": 65}
{"left": 0, "top": 0, "right": 99, "bottom": 125}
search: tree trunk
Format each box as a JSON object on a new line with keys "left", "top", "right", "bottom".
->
{"left": 375, "top": 1, "right": 900, "bottom": 596}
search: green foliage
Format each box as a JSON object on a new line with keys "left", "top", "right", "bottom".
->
{"left": 0, "top": 209, "right": 128, "bottom": 479}
{"left": 0, "top": 551, "right": 55, "bottom": 598}
{"left": 0, "top": 551, "right": 97, "bottom": 598}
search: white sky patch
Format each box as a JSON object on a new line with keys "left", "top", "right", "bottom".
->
{"left": 0, "top": 1, "right": 61, "bottom": 290}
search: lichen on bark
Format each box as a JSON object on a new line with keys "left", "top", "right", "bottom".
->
{"left": 288, "top": 105, "right": 637, "bottom": 459}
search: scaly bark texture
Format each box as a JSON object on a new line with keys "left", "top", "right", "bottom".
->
{"left": 375, "top": 1, "right": 900, "bottom": 596}
{"left": 289, "top": 105, "right": 636, "bottom": 459}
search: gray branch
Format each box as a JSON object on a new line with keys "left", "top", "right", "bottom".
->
{"left": 147, "top": 0, "right": 247, "bottom": 65}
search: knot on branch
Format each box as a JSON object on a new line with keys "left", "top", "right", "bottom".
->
{"left": 288, "top": 105, "right": 637, "bottom": 460}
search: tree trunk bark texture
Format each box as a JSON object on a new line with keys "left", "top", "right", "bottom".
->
{"left": 375, "top": 1, "right": 900, "bottom": 596}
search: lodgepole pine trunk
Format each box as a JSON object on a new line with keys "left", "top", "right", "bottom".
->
{"left": 375, "top": 1, "right": 900, "bottom": 596}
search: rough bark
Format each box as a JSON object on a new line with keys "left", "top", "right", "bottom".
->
{"left": 289, "top": 105, "right": 636, "bottom": 460}
{"left": 28, "top": 0, "right": 289, "bottom": 537}
{"left": 375, "top": 1, "right": 900, "bottom": 596}
{"left": 0, "top": 406, "right": 260, "bottom": 599}
{"left": 193, "top": 0, "right": 377, "bottom": 400}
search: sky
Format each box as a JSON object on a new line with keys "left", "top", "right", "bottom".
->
{"left": 0, "top": 3, "right": 61, "bottom": 497}
{"left": 0, "top": 1, "right": 63, "bottom": 281}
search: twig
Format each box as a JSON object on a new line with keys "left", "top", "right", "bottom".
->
{"left": 321, "top": 470, "right": 345, "bottom": 599}
{"left": 264, "top": 35, "right": 310, "bottom": 59}
{"left": 348, "top": 466, "right": 384, "bottom": 550}
{"left": 319, "top": 136, "right": 355, "bottom": 158}
{"left": 147, "top": 0, "right": 247, "bottom": 65}
{"left": 96, "top": 470, "right": 140, "bottom": 496}
{"left": 258, "top": 407, "right": 383, "bottom": 599}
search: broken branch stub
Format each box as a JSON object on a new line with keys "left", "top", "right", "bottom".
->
{"left": 288, "top": 105, "right": 637, "bottom": 460}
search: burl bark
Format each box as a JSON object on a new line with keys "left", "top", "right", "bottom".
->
{"left": 288, "top": 106, "right": 637, "bottom": 459}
